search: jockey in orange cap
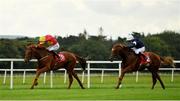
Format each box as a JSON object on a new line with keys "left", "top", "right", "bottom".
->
{"left": 37, "top": 34, "right": 60, "bottom": 59}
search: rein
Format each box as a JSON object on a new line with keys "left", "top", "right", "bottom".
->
{"left": 30, "top": 45, "right": 51, "bottom": 62}
{"left": 38, "top": 55, "right": 50, "bottom": 62}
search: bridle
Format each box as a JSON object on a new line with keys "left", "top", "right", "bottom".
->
{"left": 39, "top": 55, "right": 49, "bottom": 61}
{"left": 28, "top": 45, "right": 50, "bottom": 62}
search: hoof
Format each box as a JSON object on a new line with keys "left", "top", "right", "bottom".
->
{"left": 34, "top": 82, "right": 38, "bottom": 86}
{"left": 30, "top": 87, "right": 34, "bottom": 89}
{"left": 115, "top": 86, "right": 119, "bottom": 89}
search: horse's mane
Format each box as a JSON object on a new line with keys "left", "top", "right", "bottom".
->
{"left": 27, "top": 44, "right": 48, "bottom": 52}
{"left": 113, "top": 43, "right": 136, "bottom": 59}
{"left": 114, "top": 43, "right": 126, "bottom": 48}
{"left": 27, "top": 44, "right": 43, "bottom": 49}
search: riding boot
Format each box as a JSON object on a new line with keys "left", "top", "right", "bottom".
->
{"left": 140, "top": 53, "right": 150, "bottom": 68}
{"left": 137, "top": 53, "right": 143, "bottom": 70}
{"left": 50, "top": 51, "right": 61, "bottom": 60}
{"left": 139, "top": 53, "right": 150, "bottom": 62}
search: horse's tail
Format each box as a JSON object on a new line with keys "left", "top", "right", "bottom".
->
{"left": 75, "top": 54, "right": 87, "bottom": 71}
{"left": 160, "top": 56, "right": 175, "bottom": 68}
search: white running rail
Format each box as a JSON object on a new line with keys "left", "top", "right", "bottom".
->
{"left": 0, "top": 59, "right": 180, "bottom": 89}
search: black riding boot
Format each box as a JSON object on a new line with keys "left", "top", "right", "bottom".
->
{"left": 139, "top": 53, "right": 149, "bottom": 61}
{"left": 141, "top": 53, "right": 150, "bottom": 62}
{"left": 50, "top": 51, "right": 61, "bottom": 60}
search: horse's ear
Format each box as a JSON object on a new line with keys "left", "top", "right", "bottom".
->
{"left": 119, "top": 43, "right": 126, "bottom": 48}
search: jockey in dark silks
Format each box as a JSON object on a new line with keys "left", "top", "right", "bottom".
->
{"left": 126, "top": 34, "right": 150, "bottom": 63}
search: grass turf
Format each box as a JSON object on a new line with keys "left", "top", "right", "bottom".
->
{"left": 0, "top": 73, "right": 180, "bottom": 100}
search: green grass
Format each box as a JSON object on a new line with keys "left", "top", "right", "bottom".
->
{"left": 0, "top": 73, "right": 180, "bottom": 100}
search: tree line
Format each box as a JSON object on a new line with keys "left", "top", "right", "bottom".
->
{"left": 0, "top": 30, "right": 180, "bottom": 69}
{"left": 0, "top": 30, "right": 180, "bottom": 60}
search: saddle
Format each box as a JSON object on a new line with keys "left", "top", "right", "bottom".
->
{"left": 139, "top": 52, "right": 150, "bottom": 66}
{"left": 55, "top": 52, "right": 66, "bottom": 63}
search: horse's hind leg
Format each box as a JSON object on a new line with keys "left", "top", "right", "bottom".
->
{"left": 156, "top": 73, "right": 165, "bottom": 89}
{"left": 72, "top": 71, "right": 85, "bottom": 89}
{"left": 67, "top": 71, "right": 73, "bottom": 89}
{"left": 151, "top": 72, "right": 157, "bottom": 89}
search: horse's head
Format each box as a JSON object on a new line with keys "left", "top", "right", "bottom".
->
{"left": 24, "top": 44, "right": 36, "bottom": 63}
{"left": 24, "top": 44, "right": 49, "bottom": 63}
{"left": 109, "top": 43, "right": 126, "bottom": 61}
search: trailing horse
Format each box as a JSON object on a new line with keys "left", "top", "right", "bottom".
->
{"left": 24, "top": 44, "right": 86, "bottom": 89}
{"left": 110, "top": 43, "right": 175, "bottom": 89}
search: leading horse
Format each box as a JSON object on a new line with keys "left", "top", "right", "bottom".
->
{"left": 24, "top": 44, "right": 86, "bottom": 89}
{"left": 110, "top": 43, "right": 175, "bottom": 89}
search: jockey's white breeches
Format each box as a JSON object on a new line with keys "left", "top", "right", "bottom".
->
{"left": 47, "top": 43, "right": 60, "bottom": 51}
{"left": 132, "top": 47, "right": 145, "bottom": 54}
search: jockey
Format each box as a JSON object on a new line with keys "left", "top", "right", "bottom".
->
{"left": 37, "top": 34, "right": 60, "bottom": 59}
{"left": 126, "top": 34, "right": 150, "bottom": 63}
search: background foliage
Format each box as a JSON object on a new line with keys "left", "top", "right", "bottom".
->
{"left": 0, "top": 30, "right": 180, "bottom": 68}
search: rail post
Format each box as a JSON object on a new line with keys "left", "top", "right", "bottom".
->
{"left": 64, "top": 70, "right": 67, "bottom": 83}
{"left": 50, "top": 71, "right": 53, "bottom": 88}
{"left": 136, "top": 71, "right": 139, "bottom": 82}
{"left": 118, "top": 63, "right": 121, "bottom": 77}
{"left": 171, "top": 68, "right": 174, "bottom": 82}
{"left": 3, "top": 70, "right": 7, "bottom": 84}
{"left": 82, "top": 71, "right": 85, "bottom": 83}
{"left": 43, "top": 72, "right": 47, "bottom": 84}
{"left": 10, "top": 61, "right": 13, "bottom": 89}
{"left": 87, "top": 63, "right": 90, "bottom": 88}
{"left": 23, "top": 70, "right": 26, "bottom": 84}
{"left": 101, "top": 70, "right": 104, "bottom": 83}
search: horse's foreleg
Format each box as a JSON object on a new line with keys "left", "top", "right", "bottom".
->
{"left": 31, "top": 67, "right": 50, "bottom": 89}
{"left": 116, "top": 66, "right": 133, "bottom": 89}
{"left": 67, "top": 72, "right": 73, "bottom": 89}
{"left": 72, "top": 71, "right": 85, "bottom": 89}
{"left": 116, "top": 72, "right": 125, "bottom": 89}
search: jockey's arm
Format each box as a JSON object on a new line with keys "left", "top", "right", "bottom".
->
{"left": 127, "top": 41, "right": 136, "bottom": 48}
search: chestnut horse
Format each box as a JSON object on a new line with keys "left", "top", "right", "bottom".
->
{"left": 110, "top": 43, "right": 175, "bottom": 89}
{"left": 24, "top": 44, "right": 86, "bottom": 89}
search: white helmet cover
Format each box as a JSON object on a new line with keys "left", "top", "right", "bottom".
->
{"left": 127, "top": 34, "right": 134, "bottom": 41}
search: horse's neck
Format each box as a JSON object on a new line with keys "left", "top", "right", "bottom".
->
{"left": 121, "top": 48, "right": 138, "bottom": 61}
{"left": 34, "top": 48, "right": 50, "bottom": 59}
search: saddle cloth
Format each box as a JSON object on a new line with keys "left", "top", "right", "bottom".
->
{"left": 140, "top": 52, "right": 150, "bottom": 65}
{"left": 55, "top": 52, "right": 66, "bottom": 63}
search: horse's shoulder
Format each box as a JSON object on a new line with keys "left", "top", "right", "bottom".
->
{"left": 116, "top": 43, "right": 126, "bottom": 47}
